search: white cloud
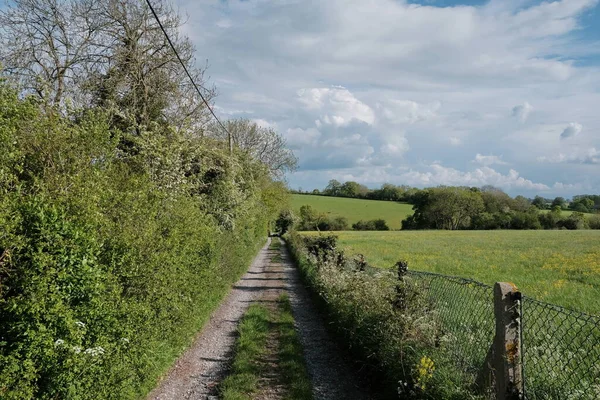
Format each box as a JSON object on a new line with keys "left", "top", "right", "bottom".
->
{"left": 332, "top": 164, "right": 554, "bottom": 191}
{"left": 378, "top": 100, "right": 441, "bottom": 124}
{"left": 176, "top": 0, "right": 600, "bottom": 196}
{"left": 512, "top": 102, "right": 533, "bottom": 122}
{"left": 560, "top": 122, "right": 583, "bottom": 139}
{"left": 538, "top": 147, "right": 600, "bottom": 164}
{"left": 285, "top": 127, "right": 321, "bottom": 148}
{"left": 449, "top": 137, "right": 462, "bottom": 146}
{"left": 215, "top": 19, "right": 232, "bottom": 29}
{"left": 399, "top": 165, "right": 550, "bottom": 191}
{"left": 380, "top": 136, "right": 410, "bottom": 156}
{"left": 297, "top": 87, "right": 375, "bottom": 127}
{"left": 473, "top": 153, "right": 508, "bottom": 166}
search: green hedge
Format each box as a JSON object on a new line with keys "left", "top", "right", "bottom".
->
{"left": 285, "top": 232, "right": 482, "bottom": 399}
{"left": 0, "top": 85, "right": 281, "bottom": 399}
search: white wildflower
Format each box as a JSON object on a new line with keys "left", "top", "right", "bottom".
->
{"left": 72, "top": 346, "right": 82, "bottom": 354}
{"left": 121, "top": 338, "right": 130, "bottom": 343}
{"left": 75, "top": 321, "right": 86, "bottom": 328}
{"left": 54, "top": 339, "right": 65, "bottom": 347}
{"left": 84, "top": 346, "right": 105, "bottom": 357}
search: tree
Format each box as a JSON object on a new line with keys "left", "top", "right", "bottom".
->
{"left": 551, "top": 197, "right": 567, "bottom": 210}
{"left": 512, "top": 195, "right": 532, "bottom": 212}
{"left": 571, "top": 197, "right": 594, "bottom": 213}
{"left": 209, "top": 119, "right": 297, "bottom": 178}
{"left": 379, "top": 183, "right": 398, "bottom": 201}
{"left": 402, "top": 187, "right": 484, "bottom": 230}
{"left": 324, "top": 179, "right": 342, "bottom": 196}
{"left": 532, "top": 196, "right": 547, "bottom": 210}
{"left": 480, "top": 187, "right": 513, "bottom": 213}
{"left": 0, "top": 0, "right": 106, "bottom": 106}
{"left": 1, "top": 0, "right": 214, "bottom": 132}
{"left": 89, "top": 0, "right": 214, "bottom": 133}
{"left": 275, "top": 209, "right": 296, "bottom": 235}
{"left": 340, "top": 181, "right": 368, "bottom": 198}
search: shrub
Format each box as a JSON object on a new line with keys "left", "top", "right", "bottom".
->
{"left": 352, "top": 219, "right": 390, "bottom": 231}
{"left": 538, "top": 209, "right": 564, "bottom": 230}
{"left": 558, "top": 212, "right": 588, "bottom": 230}
{"left": 0, "top": 85, "right": 284, "bottom": 399}
{"left": 286, "top": 232, "right": 477, "bottom": 398}
{"left": 317, "top": 216, "right": 349, "bottom": 231}
{"left": 510, "top": 211, "right": 542, "bottom": 230}
{"left": 275, "top": 209, "right": 297, "bottom": 235}
{"left": 589, "top": 214, "right": 600, "bottom": 230}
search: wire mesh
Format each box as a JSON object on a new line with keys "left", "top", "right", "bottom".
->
{"left": 406, "top": 270, "right": 495, "bottom": 393}
{"left": 304, "top": 235, "right": 600, "bottom": 398}
{"left": 521, "top": 296, "right": 600, "bottom": 400}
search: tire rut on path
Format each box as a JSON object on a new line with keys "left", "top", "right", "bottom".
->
{"left": 147, "top": 238, "right": 274, "bottom": 400}
{"left": 279, "top": 238, "right": 372, "bottom": 400}
{"left": 147, "top": 237, "right": 373, "bottom": 400}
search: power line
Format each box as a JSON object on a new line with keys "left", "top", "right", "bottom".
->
{"left": 143, "top": 0, "right": 231, "bottom": 148}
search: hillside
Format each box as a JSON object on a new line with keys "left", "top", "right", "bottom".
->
{"left": 291, "top": 194, "right": 413, "bottom": 230}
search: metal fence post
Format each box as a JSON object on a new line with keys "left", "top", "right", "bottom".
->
{"left": 493, "top": 282, "right": 523, "bottom": 400}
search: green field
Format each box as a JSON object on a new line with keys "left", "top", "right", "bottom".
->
{"left": 290, "top": 194, "right": 413, "bottom": 230}
{"left": 304, "top": 230, "right": 600, "bottom": 314}
{"left": 540, "top": 209, "right": 594, "bottom": 217}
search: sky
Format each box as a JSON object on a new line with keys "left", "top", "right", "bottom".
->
{"left": 174, "top": 0, "right": 600, "bottom": 197}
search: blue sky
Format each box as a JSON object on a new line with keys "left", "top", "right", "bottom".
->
{"left": 175, "top": 0, "right": 600, "bottom": 197}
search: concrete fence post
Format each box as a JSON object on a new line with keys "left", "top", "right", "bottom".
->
{"left": 493, "top": 282, "right": 523, "bottom": 400}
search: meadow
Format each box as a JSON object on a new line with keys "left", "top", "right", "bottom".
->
{"left": 290, "top": 194, "right": 413, "bottom": 230}
{"left": 303, "top": 230, "right": 600, "bottom": 314}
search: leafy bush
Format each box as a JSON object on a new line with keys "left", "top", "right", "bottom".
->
{"left": 286, "top": 232, "right": 478, "bottom": 399}
{"left": 275, "top": 209, "right": 297, "bottom": 235}
{"left": 317, "top": 216, "right": 349, "bottom": 231}
{"left": 558, "top": 212, "right": 588, "bottom": 230}
{"left": 352, "top": 219, "right": 390, "bottom": 231}
{"left": 589, "top": 214, "right": 600, "bottom": 230}
{"left": 509, "top": 210, "right": 542, "bottom": 230}
{"left": 0, "top": 85, "right": 284, "bottom": 399}
{"left": 538, "top": 209, "right": 564, "bottom": 229}
{"left": 297, "top": 205, "right": 348, "bottom": 231}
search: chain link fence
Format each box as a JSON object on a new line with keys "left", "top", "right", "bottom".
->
{"left": 521, "top": 296, "right": 600, "bottom": 400}
{"left": 301, "top": 236, "right": 600, "bottom": 398}
{"left": 406, "top": 271, "right": 495, "bottom": 396}
{"left": 404, "top": 270, "right": 600, "bottom": 399}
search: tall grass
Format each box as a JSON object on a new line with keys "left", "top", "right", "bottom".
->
{"left": 286, "top": 232, "right": 481, "bottom": 399}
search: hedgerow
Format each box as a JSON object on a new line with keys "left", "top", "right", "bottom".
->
{"left": 0, "top": 84, "right": 285, "bottom": 399}
{"left": 285, "top": 232, "right": 481, "bottom": 399}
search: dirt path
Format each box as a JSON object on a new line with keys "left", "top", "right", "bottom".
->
{"left": 147, "top": 237, "right": 372, "bottom": 400}
{"left": 279, "top": 238, "right": 372, "bottom": 400}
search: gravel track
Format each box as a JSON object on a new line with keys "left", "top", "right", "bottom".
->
{"left": 147, "top": 236, "right": 373, "bottom": 400}
{"left": 279, "top": 238, "right": 373, "bottom": 400}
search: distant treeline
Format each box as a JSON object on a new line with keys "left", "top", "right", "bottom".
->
{"left": 293, "top": 180, "right": 420, "bottom": 202}
{"left": 293, "top": 180, "right": 600, "bottom": 213}
{"left": 289, "top": 181, "right": 600, "bottom": 231}
{"left": 276, "top": 206, "right": 390, "bottom": 233}
{"left": 403, "top": 186, "right": 600, "bottom": 230}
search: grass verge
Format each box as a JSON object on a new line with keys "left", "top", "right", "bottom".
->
{"left": 277, "top": 293, "right": 313, "bottom": 400}
{"left": 220, "top": 292, "right": 312, "bottom": 399}
{"left": 220, "top": 305, "right": 271, "bottom": 400}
